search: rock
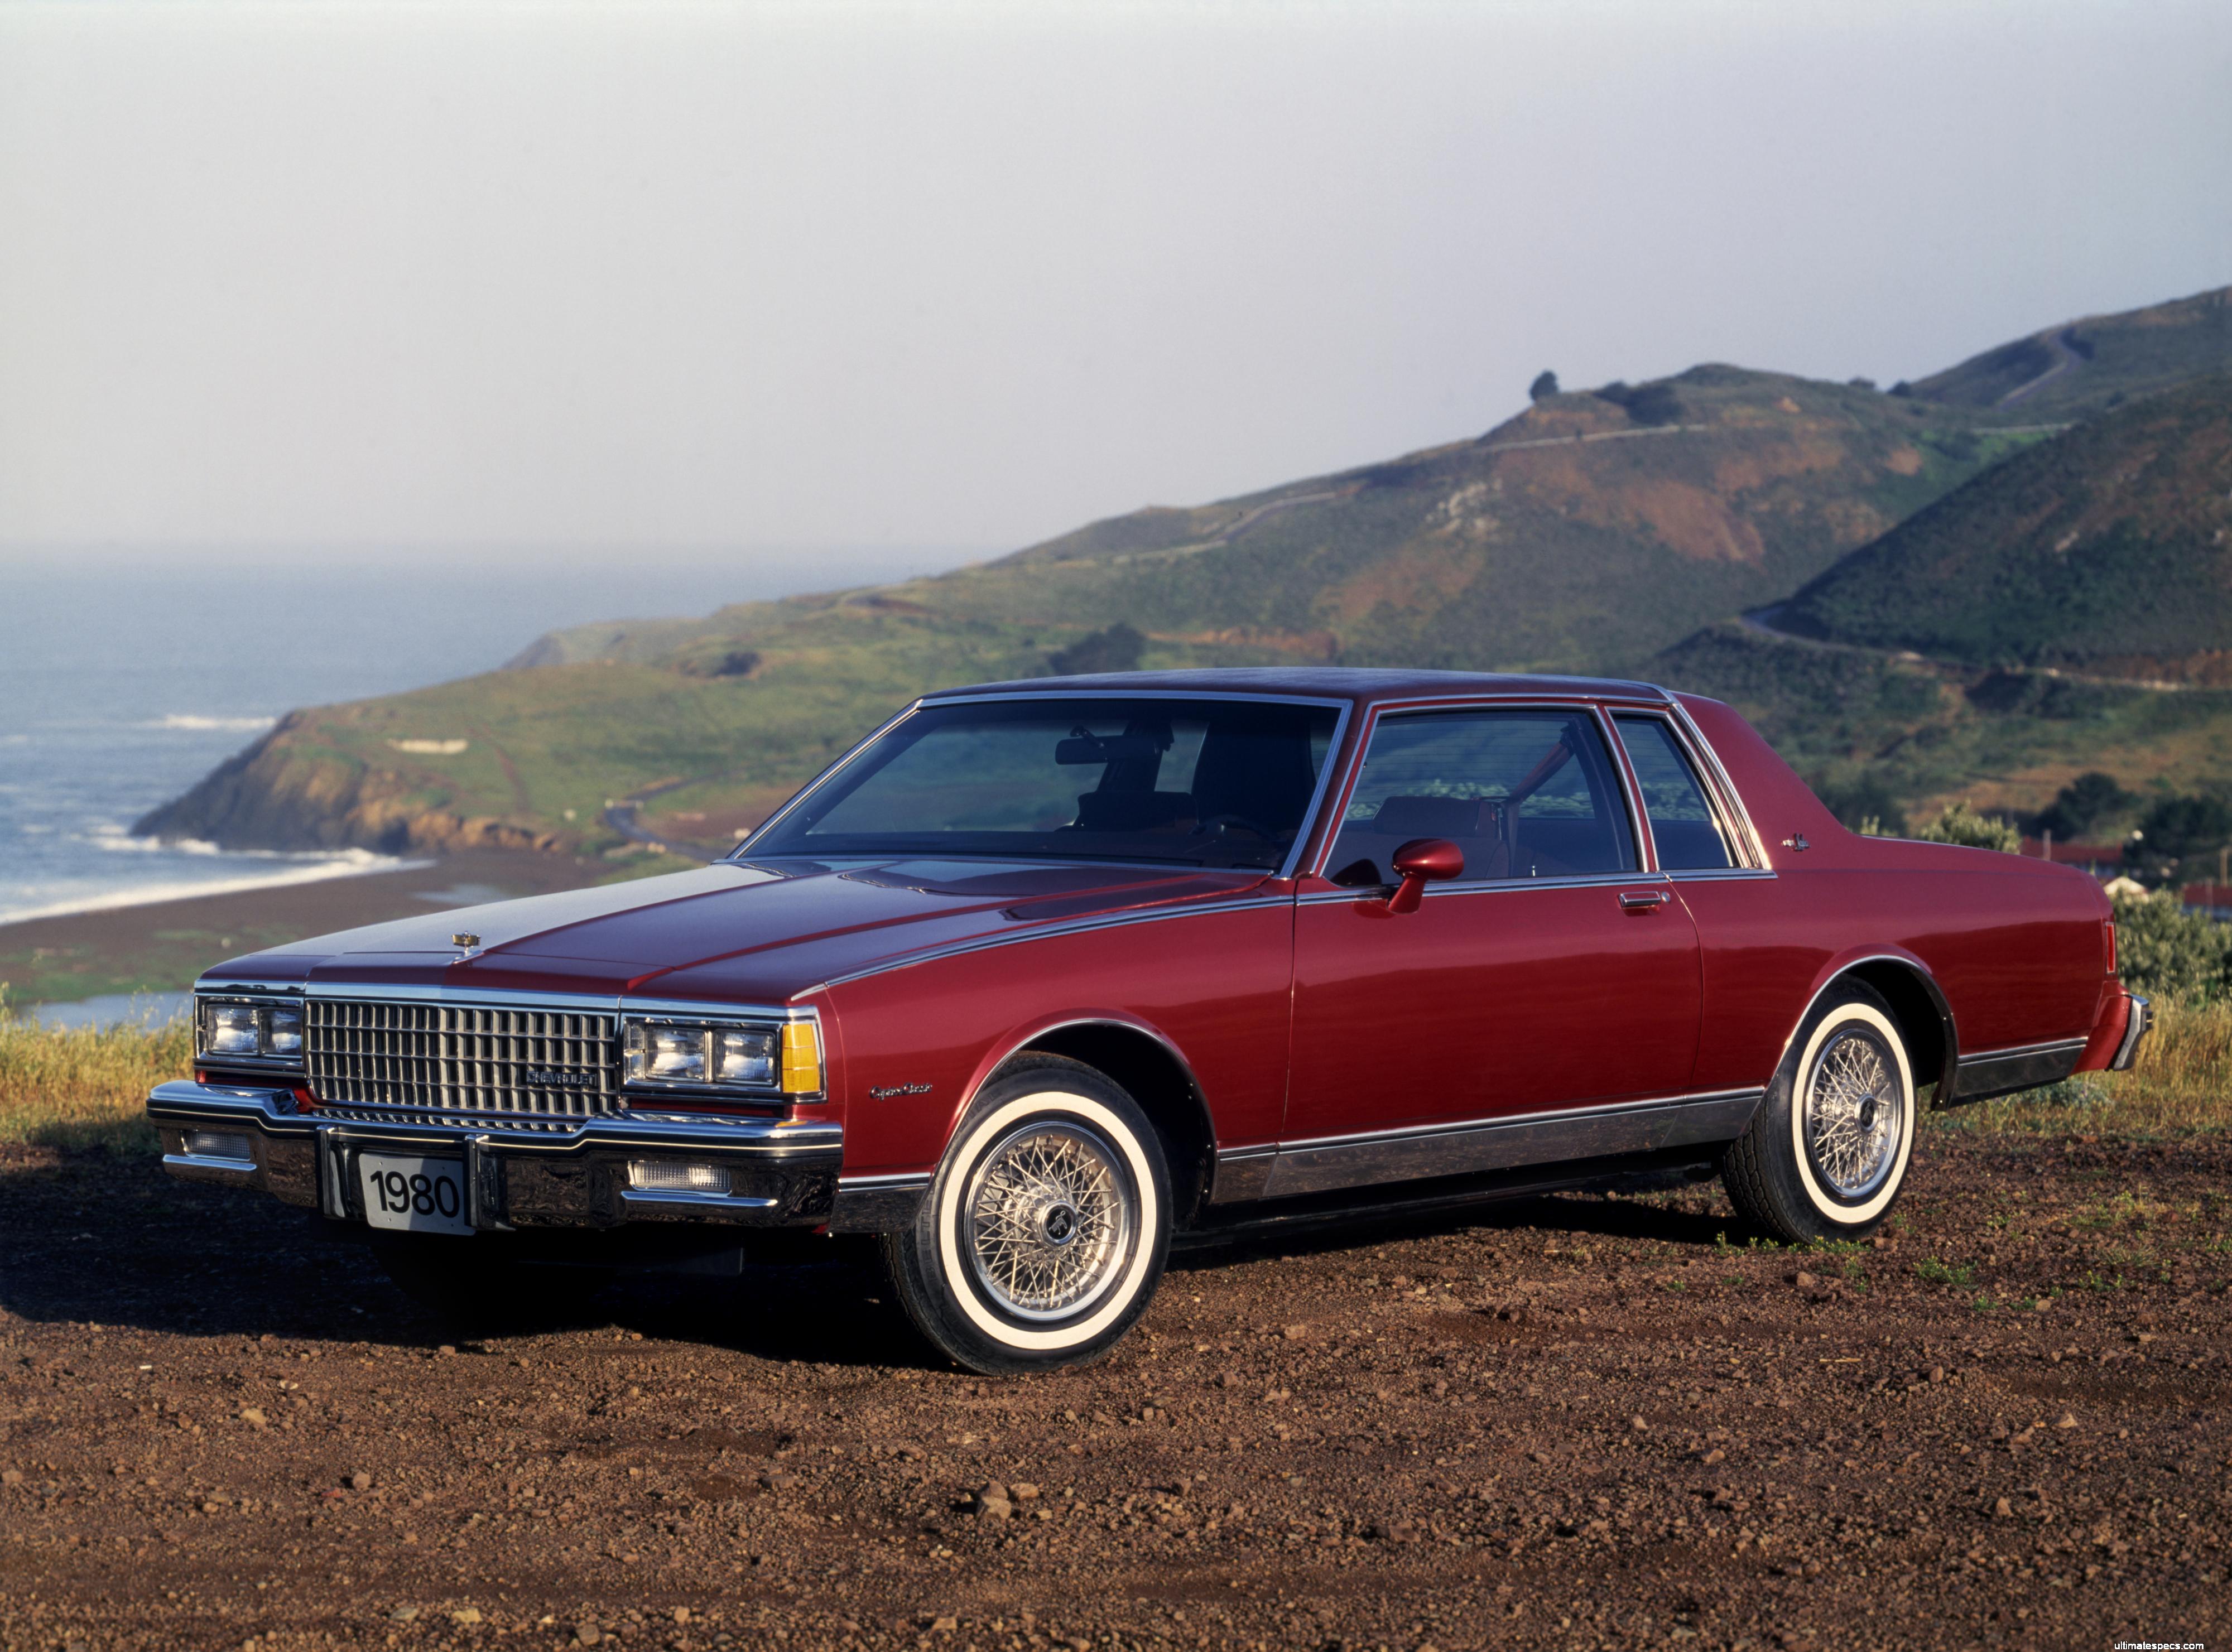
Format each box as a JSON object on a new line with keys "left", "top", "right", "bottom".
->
{"left": 1930, "top": 1367, "right": 1946, "bottom": 1384}
{"left": 451, "top": 1608, "right": 482, "bottom": 1625}
{"left": 1, "top": 1470, "right": 20, "bottom": 1487}
{"left": 1282, "top": 1323, "right": 1309, "bottom": 1340}
{"left": 1701, "top": 1448, "right": 1726, "bottom": 1466}
{"left": 1011, "top": 1482, "right": 1041, "bottom": 1500}
{"left": 239, "top": 1408, "right": 267, "bottom": 1430}
{"left": 573, "top": 1625, "right": 601, "bottom": 1648}
{"left": 388, "top": 1607, "right": 419, "bottom": 1622}
{"left": 348, "top": 1472, "right": 372, "bottom": 1492}
{"left": 2057, "top": 1412, "right": 2078, "bottom": 1430}
{"left": 672, "top": 1607, "right": 690, "bottom": 1624}
{"left": 1993, "top": 1497, "right": 2013, "bottom": 1518}
{"left": 1791, "top": 1271, "right": 1819, "bottom": 1289}
{"left": 1630, "top": 1415, "right": 1649, "bottom": 1432}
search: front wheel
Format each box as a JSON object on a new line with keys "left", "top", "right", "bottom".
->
{"left": 881, "top": 1056, "right": 1171, "bottom": 1375}
{"left": 1721, "top": 980, "right": 1917, "bottom": 1244}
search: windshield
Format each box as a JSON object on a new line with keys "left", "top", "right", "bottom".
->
{"left": 745, "top": 696, "right": 1340, "bottom": 870}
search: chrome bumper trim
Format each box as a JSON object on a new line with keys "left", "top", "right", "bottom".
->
{"left": 2110, "top": 994, "right": 2152, "bottom": 1072}
{"left": 147, "top": 1080, "right": 843, "bottom": 1231}
{"left": 160, "top": 1150, "right": 257, "bottom": 1177}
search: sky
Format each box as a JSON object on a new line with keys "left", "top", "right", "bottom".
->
{"left": 1, "top": 0, "right": 2227, "bottom": 571}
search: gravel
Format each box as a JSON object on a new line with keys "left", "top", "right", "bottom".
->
{"left": 0, "top": 1130, "right": 2225, "bottom": 1649}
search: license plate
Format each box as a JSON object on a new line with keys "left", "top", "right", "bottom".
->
{"left": 357, "top": 1153, "right": 474, "bottom": 1236}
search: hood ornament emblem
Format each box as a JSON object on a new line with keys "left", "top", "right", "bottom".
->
{"left": 451, "top": 932, "right": 483, "bottom": 962}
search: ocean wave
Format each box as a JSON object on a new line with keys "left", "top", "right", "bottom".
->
{"left": 0, "top": 850, "right": 431, "bottom": 927}
{"left": 146, "top": 714, "right": 277, "bottom": 733}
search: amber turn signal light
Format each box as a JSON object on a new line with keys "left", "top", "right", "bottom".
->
{"left": 780, "top": 1020, "right": 824, "bottom": 1096}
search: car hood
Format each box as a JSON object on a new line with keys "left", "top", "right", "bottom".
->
{"left": 198, "top": 858, "right": 1276, "bottom": 1004}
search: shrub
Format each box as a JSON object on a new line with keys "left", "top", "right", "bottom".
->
{"left": 2111, "top": 889, "right": 2232, "bottom": 1004}
{"left": 1913, "top": 800, "right": 2021, "bottom": 853}
{"left": 1528, "top": 370, "right": 1560, "bottom": 401}
{"left": 1045, "top": 622, "right": 1147, "bottom": 677}
{"left": 0, "top": 998, "right": 186, "bottom": 1155}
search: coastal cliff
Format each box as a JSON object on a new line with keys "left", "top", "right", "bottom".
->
{"left": 132, "top": 711, "right": 565, "bottom": 857}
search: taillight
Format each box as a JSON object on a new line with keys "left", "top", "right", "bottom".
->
{"left": 2104, "top": 916, "right": 2118, "bottom": 976}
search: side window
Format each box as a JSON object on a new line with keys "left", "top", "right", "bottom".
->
{"left": 1327, "top": 710, "right": 1637, "bottom": 884}
{"left": 1614, "top": 716, "right": 1735, "bottom": 871}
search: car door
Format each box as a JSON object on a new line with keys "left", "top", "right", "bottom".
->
{"left": 1276, "top": 701, "right": 1703, "bottom": 1194}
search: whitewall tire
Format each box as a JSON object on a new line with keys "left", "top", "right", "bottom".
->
{"left": 882, "top": 1056, "right": 1171, "bottom": 1374}
{"left": 1721, "top": 981, "right": 1917, "bottom": 1244}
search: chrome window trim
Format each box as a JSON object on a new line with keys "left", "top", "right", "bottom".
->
{"left": 1661, "top": 697, "right": 1772, "bottom": 871}
{"left": 1307, "top": 697, "right": 1651, "bottom": 883}
{"left": 1606, "top": 707, "right": 1747, "bottom": 875}
{"left": 731, "top": 690, "right": 1354, "bottom": 884}
{"left": 1296, "top": 870, "right": 1670, "bottom": 906}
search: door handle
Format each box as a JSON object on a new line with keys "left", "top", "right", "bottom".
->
{"left": 1618, "top": 889, "right": 1670, "bottom": 913}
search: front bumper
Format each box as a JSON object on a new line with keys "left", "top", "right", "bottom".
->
{"left": 148, "top": 1081, "right": 844, "bottom": 1231}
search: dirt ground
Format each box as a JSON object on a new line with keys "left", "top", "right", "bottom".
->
{"left": 1, "top": 1128, "right": 2225, "bottom": 1652}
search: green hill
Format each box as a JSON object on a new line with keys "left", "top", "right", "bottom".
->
{"left": 514, "top": 365, "right": 2030, "bottom": 681}
{"left": 135, "top": 283, "right": 2232, "bottom": 859}
{"left": 1904, "top": 283, "right": 2231, "bottom": 420}
{"left": 1772, "top": 373, "right": 2232, "bottom": 677}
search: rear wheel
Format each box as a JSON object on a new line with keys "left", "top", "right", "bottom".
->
{"left": 1721, "top": 980, "right": 1916, "bottom": 1244}
{"left": 881, "top": 1056, "right": 1171, "bottom": 1375}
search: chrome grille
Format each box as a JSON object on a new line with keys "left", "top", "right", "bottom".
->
{"left": 305, "top": 999, "right": 621, "bottom": 1120}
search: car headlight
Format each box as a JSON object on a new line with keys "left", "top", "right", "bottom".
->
{"left": 622, "top": 1016, "right": 821, "bottom": 1099}
{"left": 195, "top": 995, "right": 306, "bottom": 1066}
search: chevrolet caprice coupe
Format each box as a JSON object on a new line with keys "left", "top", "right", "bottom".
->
{"left": 153, "top": 669, "right": 2149, "bottom": 1372}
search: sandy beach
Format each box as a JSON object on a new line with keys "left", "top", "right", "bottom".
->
{"left": 0, "top": 849, "right": 623, "bottom": 1014}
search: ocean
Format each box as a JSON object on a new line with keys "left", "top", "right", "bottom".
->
{"left": 0, "top": 550, "right": 969, "bottom": 937}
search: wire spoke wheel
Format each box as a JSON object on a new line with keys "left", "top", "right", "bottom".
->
{"left": 963, "top": 1121, "right": 1133, "bottom": 1321}
{"left": 1802, "top": 1025, "right": 1902, "bottom": 1201}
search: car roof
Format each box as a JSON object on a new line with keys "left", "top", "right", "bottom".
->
{"left": 921, "top": 666, "right": 1676, "bottom": 709}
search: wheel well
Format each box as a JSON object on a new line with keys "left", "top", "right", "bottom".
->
{"left": 1844, "top": 960, "right": 1955, "bottom": 1099}
{"left": 1008, "top": 1025, "right": 1215, "bottom": 1225}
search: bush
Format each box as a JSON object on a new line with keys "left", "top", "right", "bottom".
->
{"left": 2031, "top": 770, "right": 2134, "bottom": 840}
{"left": 2112, "top": 889, "right": 2232, "bottom": 1004}
{"left": 1045, "top": 622, "right": 1147, "bottom": 677}
{"left": 1913, "top": 800, "right": 2022, "bottom": 852}
{"left": 1528, "top": 370, "right": 1560, "bottom": 401}
{"left": 0, "top": 998, "right": 186, "bottom": 1154}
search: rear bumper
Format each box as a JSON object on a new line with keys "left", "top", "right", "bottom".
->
{"left": 2072, "top": 989, "right": 2153, "bottom": 1077}
{"left": 147, "top": 1081, "right": 845, "bottom": 1231}
{"left": 2109, "top": 993, "right": 2152, "bottom": 1071}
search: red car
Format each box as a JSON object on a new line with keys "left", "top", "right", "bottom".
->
{"left": 153, "top": 670, "right": 2148, "bottom": 1372}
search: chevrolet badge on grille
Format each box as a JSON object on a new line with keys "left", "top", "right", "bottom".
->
{"left": 523, "top": 1068, "right": 594, "bottom": 1089}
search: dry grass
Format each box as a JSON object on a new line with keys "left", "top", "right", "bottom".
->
{"left": 1930, "top": 996, "right": 2232, "bottom": 1138}
{"left": 2, "top": 992, "right": 2227, "bottom": 1162}
{"left": 0, "top": 1003, "right": 190, "bottom": 1155}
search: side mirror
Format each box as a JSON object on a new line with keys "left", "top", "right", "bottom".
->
{"left": 1387, "top": 837, "right": 1464, "bottom": 914}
